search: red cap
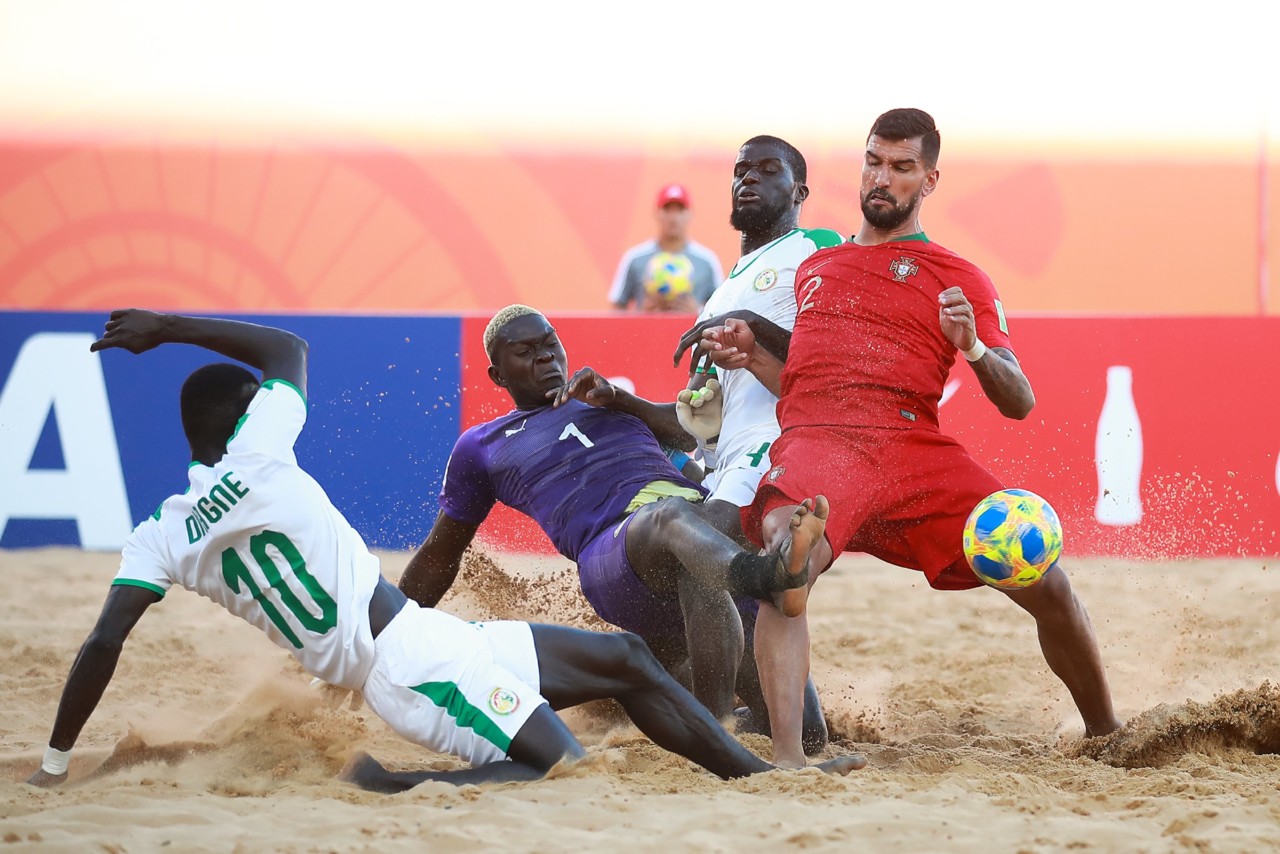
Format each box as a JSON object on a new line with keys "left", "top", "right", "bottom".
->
{"left": 655, "top": 183, "right": 691, "bottom": 209}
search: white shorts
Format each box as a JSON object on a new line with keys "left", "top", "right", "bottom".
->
{"left": 703, "top": 441, "right": 774, "bottom": 507}
{"left": 360, "top": 601, "right": 547, "bottom": 766}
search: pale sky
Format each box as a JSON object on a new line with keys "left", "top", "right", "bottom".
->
{"left": 0, "top": 0, "right": 1274, "bottom": 154}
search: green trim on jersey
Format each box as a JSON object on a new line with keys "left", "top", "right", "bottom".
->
{"left": 890, "top": 231, "right": 930, "bottom": 243}
{"left": 227, "top": 377, "right": 308, "bottom": 445}
{"left": 410, "top": 681, "right": 513, "bottom": 753}
{"left": 263, "top": 378, "right": 307, "bottom": 407}
{"left": 800, "top": 227, "right": 845, "bottom": 249}
{"left": 111, "top": 578, "right": 167, "bottom": 598}
{"left": 151, "top": 502, "right": 164, "bottom": 521}
{"left": 228, "top": 411, "right": 251, "bottom": 444}
{"left": 728, "top": 229, "right": 799, "bottom": 279}
{"left": 728, "top": 227, "right": 844, "bottom": 279}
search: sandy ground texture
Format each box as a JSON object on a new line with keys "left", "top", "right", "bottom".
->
{"left": 1, "top": 546, "right": 1279, "bottom": 853}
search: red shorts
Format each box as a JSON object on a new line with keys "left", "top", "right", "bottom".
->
{"left": 742, "top": 425, "right": 1004, "bottom": 591}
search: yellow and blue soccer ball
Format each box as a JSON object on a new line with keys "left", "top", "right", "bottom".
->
{"left": 645, "top": 252, "right": 694, "bottom": 302}
{"left": 962, "top": 489, "right": 1063, "bottom": 589}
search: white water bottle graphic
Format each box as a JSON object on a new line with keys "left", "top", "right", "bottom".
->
{"left": 1095, "top": 366, "right": 1143, "bottom": 525}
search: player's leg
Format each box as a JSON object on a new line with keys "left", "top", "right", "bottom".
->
{"left": 733, "top": 603, "right": 829, "bottom": 755}
{"left": 1000, "top": 564, "right": 1123, "bottom": 737}
{"left": 341, "top": 706, "right": 584, "bottom": 791}
{"left": 576, "top": 511, "right": 744, "bottom": 717}
{"left": 529, "top": 623, "right": 864, "bottom": 778}
{"left": 695, "top": 497, "right": 754, "bottom": 547}
{"left": 676, "top": 574, "right": 743, "bottom": 719}
{"left": 899, "top": 432, "right": 1122, "bottom": 739}
{"left": 351, "top": 605, "right": 586, "bottom": 792}
{"left": 625, "top": 497, "right": 818, "bottom": 605}
{"left": 752, "top": 500, "right": 834, "bottom": 767}
{"left": 624, "top": 496, "right": 821, "bottom": 720}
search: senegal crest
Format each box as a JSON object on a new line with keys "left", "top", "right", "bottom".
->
{"left": 753, "top": 269, "right": 779, "bottom": 292}
{"left": 889, "top": 256, "right": 919, "bottom": 283}
{"left": 488, "top": 687, "right": 520, "bottom": 715}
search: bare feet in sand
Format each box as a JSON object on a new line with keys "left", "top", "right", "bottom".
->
{"left": 340, "top": 751, "right": 402, "bottom": 794}
{"left": 778, "top": 495, "right": 829, "bottom": 617}
{"left": 814, "top": 753, "right": 867, "bottom": 775}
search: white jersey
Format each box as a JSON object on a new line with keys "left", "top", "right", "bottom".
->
{"left": 113, "top": 380, "right": 381, "bottom": 690}
{"left": 697, "top": 227, "right": 844, "bottom": 501}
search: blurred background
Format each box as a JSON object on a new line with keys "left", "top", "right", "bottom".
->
{"left": 2, "top": 0, "right": 1279, "bottom": 555}
{"left": 0, "top": 0, "right": 1275, "bottom": 315}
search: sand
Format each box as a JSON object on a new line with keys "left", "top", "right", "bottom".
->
{"left": 2, "top": 546, "right": 1279, "bottom": 852}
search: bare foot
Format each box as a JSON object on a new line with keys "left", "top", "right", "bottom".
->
{"left": 339, "top": 751, "right": 399, "bottom": 793}
{"left": 778, "top": 495, "right": 829, "bottom": 617}
{"left": 814, "top": 753, "right": 867, "bottom": 775}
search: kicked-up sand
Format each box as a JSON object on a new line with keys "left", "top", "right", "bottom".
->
{"left": 1, "top": 546, "right": 1278, "bottom": 852}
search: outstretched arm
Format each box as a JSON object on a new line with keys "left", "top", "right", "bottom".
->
{"left": 399, "top": 511, "right": 482, "bottom": 608}
{"left": 27, "top": 585, "right": 160, "bottom": 788}
{"left": 672, "top": 310, "right": 792, "bottom": 369}
{"left": 938, "top": 288, "right": 1034, "bottom": 419}
{"left": 547, "top": 367, "right": 696, "bottom": 451}
{"left": 702, "top": 319, "right": 786, "bottom": 397}
{"left": 91, "top": 309, "right": 309, "bottom": 398}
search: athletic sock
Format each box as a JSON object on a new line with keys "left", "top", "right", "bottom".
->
{"left": 728, "top": 551, "right": 803, "bottom": 600}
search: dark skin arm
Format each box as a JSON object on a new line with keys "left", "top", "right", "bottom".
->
{"left": 700, "top": 319, "right": 785, "bottom": 397}
{"left": 547, "top": 367, "right": 697, "bottom": 452}
{"left": 90, "top": 309, "right": 309, "bottom": 398}
{"left": 26, "top": 585, "right": 160, "bottom": 787}
{"left": 673, "top": 310, "right": 792, "bottom": 370}
{"left": 398, "top": 511, "right": 482, "bottom": 608}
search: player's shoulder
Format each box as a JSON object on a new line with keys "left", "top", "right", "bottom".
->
{"left": 796, "top": 227, "right": 845, "bottom": 250}
{"left": 917, "top": 240, "right": 994, "bottom": 284}
{"left": 239, "top": 378, "right": 307, "bottom": 425}
{"left": 124, "top": 507, "right": 172, "bottom": 557}
{"left": 797, "top": 239, "right": 852, "bottom": 272}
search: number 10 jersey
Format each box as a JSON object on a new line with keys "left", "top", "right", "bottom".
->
{"left": 112, "top": 380, "right": 381, "bottom": 690}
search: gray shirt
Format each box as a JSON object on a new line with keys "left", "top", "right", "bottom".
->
{"left": 608, "top": 239, "right": 724, "bottom": 309}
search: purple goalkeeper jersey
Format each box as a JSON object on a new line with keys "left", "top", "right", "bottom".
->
{"left": 439, "top": 399, "right": 705, "bottom": 561}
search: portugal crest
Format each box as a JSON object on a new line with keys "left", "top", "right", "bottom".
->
{"left": 889, "top": 256, "right": 919, "bottom": 283}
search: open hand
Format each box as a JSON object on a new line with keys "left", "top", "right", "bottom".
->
{"left": 89, "top": 309, "right": 169, "bottom": 355}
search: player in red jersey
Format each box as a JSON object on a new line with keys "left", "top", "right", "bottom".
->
{"left": 701, "top": 108, "right": 1123, "bottom": 767}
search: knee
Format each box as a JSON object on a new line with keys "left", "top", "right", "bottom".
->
{"left": 1009, "top": 565, "right": 1081, "bottom": 620}
{"left": 608, "top": 632, "right": 667, "bottom": 689}
{"left": 651, "top": 496, "right": 698, "bottom": 531}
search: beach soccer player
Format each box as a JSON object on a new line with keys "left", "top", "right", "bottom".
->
{"left": 26, "top": 309, "right": 862, "bottom": 791}
{"left": 398, "top": 305, "right": 830, "bottom": 730}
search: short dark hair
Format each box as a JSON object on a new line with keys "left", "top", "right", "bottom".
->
{"left": 868, "top": 108, "right": 941, "bottom": 169}
{"left": 741, "top": 135, "right": 807, "bottom": 184}
{"left": 180, "top": 363, "right": 259, "bottom": 449}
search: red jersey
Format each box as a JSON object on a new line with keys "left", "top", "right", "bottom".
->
{"left": 780, "top": 236, "right": 1013, "bottom": 431}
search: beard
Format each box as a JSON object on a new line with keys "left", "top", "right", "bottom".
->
{"left": 861, "top": 188, "right": 920, "bottom": 230}
{"left": 730, "top": 196, "right": 790, "bottom": 233}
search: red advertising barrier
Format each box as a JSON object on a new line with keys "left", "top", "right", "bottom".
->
{"left": 457, "top": 314, "right": 1280, "bottom": 559}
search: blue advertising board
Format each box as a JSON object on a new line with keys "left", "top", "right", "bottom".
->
{"left": 0, "top": 311, "right": 461, "bottom": 550}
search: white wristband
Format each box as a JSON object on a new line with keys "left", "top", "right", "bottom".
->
{"left": 42, "top": 745, "right": 71, "bottom": 775}
{"left": 962, "top": 339, "right": 987, "bottom": 362}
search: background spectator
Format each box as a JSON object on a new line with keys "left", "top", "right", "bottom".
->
{"left": 609, "top": 184, "right": 724, "bottom": 313}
